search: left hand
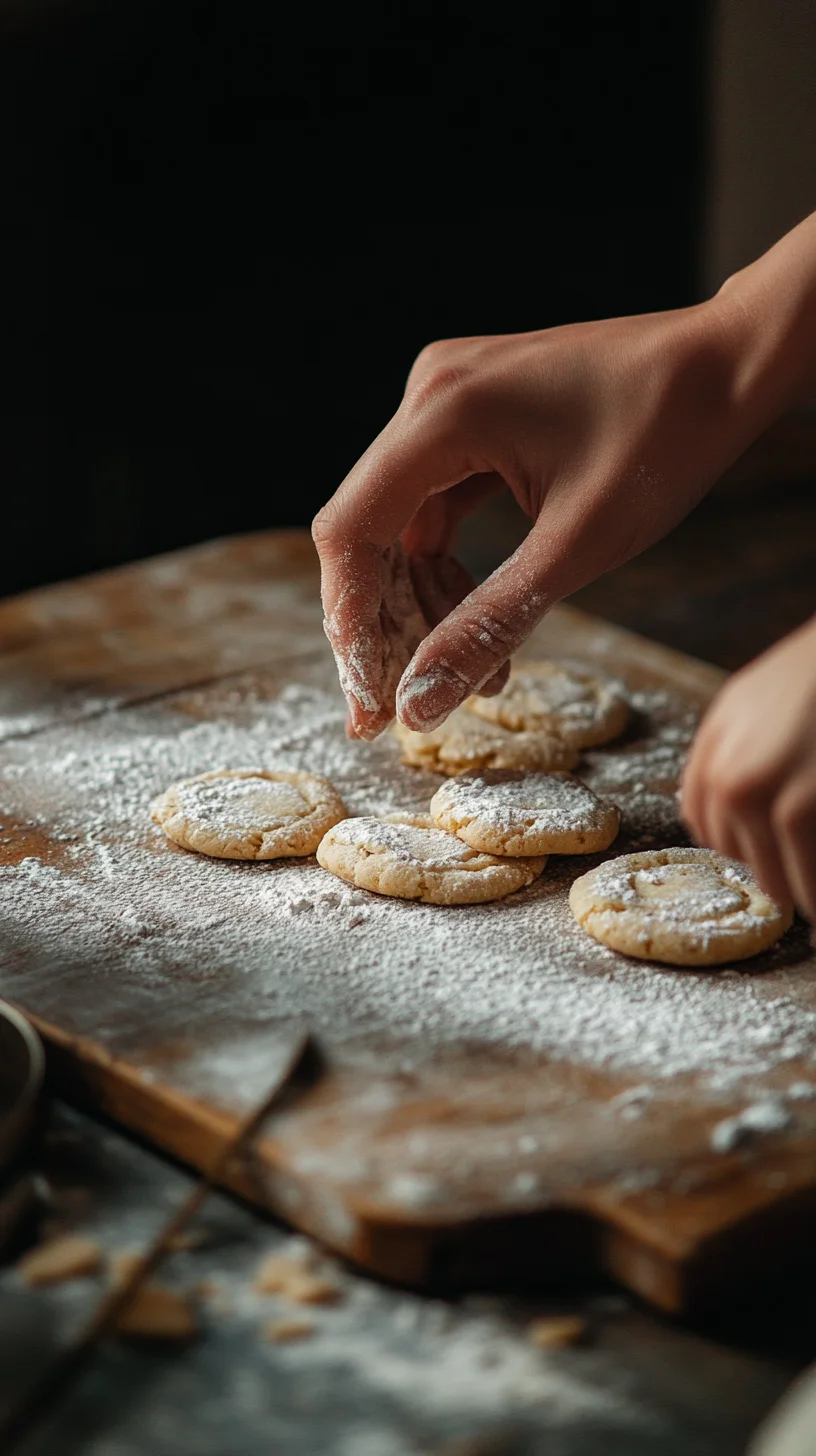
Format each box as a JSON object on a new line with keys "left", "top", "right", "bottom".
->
{"left": 681, "top": 614, "right": 816, "bottom": 921}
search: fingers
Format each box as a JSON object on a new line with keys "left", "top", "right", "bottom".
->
{"left": 396, "top": 522, "right": 556, "bottom": 731}
{"left": 401, "top": 474, "right": 505, "bottom": 555}
{"left": 681, "top": 716, "right": 798, "bottom": 910}
{"left": 478, "top": 663, "right": 512, "bottom": 697}
{"left": 313, "top": 407, "right": 484, "bottom": 619}
{"left": 312, "top": 395, "right": 495, "bottom": 737}
{"left": 775, "top": 783, "right": 816, "bottom": 920}
{"left": 407, "top": 553, "right": 476, "bottom": 630}
{"left": 322, "top": 541, "right": 429, "bottom": 740}
{"left": 404, "top": 553, "right": 508, "bottom": 703}
{"left": 730, "top": 807, "right": 792, "bottom": 907}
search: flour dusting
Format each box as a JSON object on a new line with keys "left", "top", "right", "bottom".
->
{"left": 0, "top": 670, "right": 812, "bottom": 1133}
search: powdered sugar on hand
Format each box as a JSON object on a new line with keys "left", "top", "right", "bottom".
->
{"left": 323, "top": 544, "right": 429, "bottom": 739}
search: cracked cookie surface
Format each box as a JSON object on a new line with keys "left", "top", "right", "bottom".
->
{"left": 569, "top": 847, "right": 793, "bottom": 966}
{"left": 468, "top": 660, "right": 629, "bottom": 749}
{"left": 430, "top": 770, "right": 620, "bottom": 856}
{"left": 151, "top": 768, "right": 347, "bottom": 860}
{"left": 316, "top": 813, "right": 546, "bottom": 904}
{"left": 393, "top": 703, "right": 578, "bottom": 777}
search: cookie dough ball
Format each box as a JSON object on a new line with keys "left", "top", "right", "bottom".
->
{"left": 468, "top": 660, "right": 629, "bottom": 749}
{"left": 151, "top": 769, "right": 347, "bottom": 860}
{"left": 569, "top": 847, "right": 793, "bottom": 966}
{"left": 316, "top": 813, "right": 546, "bottom": 905}
{"left": 393, "top": 703, "right": 579, "bottom": 778}
{"left": 430, "top": 770, "right": 620, "bottom": 857}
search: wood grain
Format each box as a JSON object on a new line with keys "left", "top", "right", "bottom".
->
{"left": 1, "top": 530, "right": 814, "bottom": 1313}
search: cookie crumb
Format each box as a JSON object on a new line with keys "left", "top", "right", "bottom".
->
{"left": 284, "top": 1272, "right": 342, "bottom": 1306}
{"left": 254, "top": 1251, "right": 312, "bottom": 1294}
{"left": 527, "top": 1314, "right": 588, "bottom": 1349}
{"left": 18, "top": 1234, "right": 102, "bottom": 1286}
{"left": 115, "top": 1285, "right": 199, "bottom": 1342}
{"left": 264, "top": 1316, "right": 316, "bottom": 1343}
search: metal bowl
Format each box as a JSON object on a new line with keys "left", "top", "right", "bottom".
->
{"left": 0, "top": 1002, "right": 45, "bottom": 1172}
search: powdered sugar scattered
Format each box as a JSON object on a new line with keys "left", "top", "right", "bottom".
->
{"left": 0, "top": 669, "right": 812, "bottom": 1130}
{"left": 164, "top": 774, "right": 311, "bottom": 833}
{"left": 710, "top": 1098, "right": 793, "bottom": 1152}
{"left": 328, "top": 817, "right": 478, "bottom": 869}
{"left": 595, "top": 856, "right": 748, "bottom": 919}
{"left": 433, "top": 771, "right": 608, "bottom": 836}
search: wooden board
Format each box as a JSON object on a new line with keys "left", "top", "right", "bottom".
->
{"left": 1, "top": 530, "right": 815, "bottom": 1314}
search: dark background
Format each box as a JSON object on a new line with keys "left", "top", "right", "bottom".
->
{"left": 1, "top": 0, "right": 707, "bottom": 597}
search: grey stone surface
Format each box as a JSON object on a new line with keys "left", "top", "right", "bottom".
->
{"left": 0, "top": 1104, "right": 808, "bottom": 1456}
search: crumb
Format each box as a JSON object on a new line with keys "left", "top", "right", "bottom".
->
{"left": 527, "top": 1314, "right": 588, "bottom": 1349}
{"left": 17, "top": 1234, "right": 102, "bottom": 1287}
{"left": 283, "top": 1272, "right": 342, "bottom": 1306}
{"left": 264, "top": 1316, "right": 316, "bottom": 1343}
{"left": 115, "top": 1285, "right": 199, "bottom": 1342}
{"left": 253, "top": 1252, "right": 311, "bottom": 1294}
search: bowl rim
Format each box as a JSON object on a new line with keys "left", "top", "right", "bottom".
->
{"left": 0, "top": 1000, "right": 45, "bottom": 1125}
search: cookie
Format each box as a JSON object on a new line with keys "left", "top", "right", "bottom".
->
{"left": 393, "top": 703, "right": 579, "bottom": 777}
{"left": 151, "top": 769, "right": 347, "bottom": 860}
{"left": 316, "top": 813, "right": 546, "bottom": 905}
{"left": 569, "top": 847, "right": 793, "bottom": 967}
{"left": 468, "top": 660, "right": 629, "bottom": 749}
{"left": 430, "top": 770, "right": 620, "bottom": 856}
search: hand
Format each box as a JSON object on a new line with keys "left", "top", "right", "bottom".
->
{"left": 313, "top": 215, "right": 816, "bottom": 739}
{"left": 682, "top": 616, "right": 816, "bottom": 921}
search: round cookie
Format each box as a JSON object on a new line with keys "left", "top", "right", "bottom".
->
{"left": 151, "top": 769, "right": 347, "bottom": 860}
{"left": 430, "top": 770, "right": 620, "bottom": 857}
{"left": 393, "top": 703, "right": 579, "bottom": 777}
{"left": 316, "top": 813, "right": 546, "bottom": 905}
{"left": 468, "top": 660, "right": 629, "bottom": 749}
{"left": 569, "top": 847, "right": 793, "bottom": 967}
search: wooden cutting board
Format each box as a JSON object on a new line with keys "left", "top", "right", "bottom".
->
{"left": 1, "top": 530, "right": 815, "bottom": 1313}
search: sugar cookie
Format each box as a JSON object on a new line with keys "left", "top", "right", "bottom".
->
{"left": 393, "top": 703, "right": 579, "bottom": 777}
{"left": 151, "top": 769, "right": 346, "bottom": 860}
{"left": 430, "top": 770, "right": 620, "bottom": 857}
{"left": 569, "top": 847, "right": 793, "bottom": 966}
{"left": 316, "top": 813, "right": 545, "bottom": 905}
{"left": 468, "top": 660, "right": 628, "bottom": 748}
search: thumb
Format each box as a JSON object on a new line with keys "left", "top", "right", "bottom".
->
{"left": 396, "top": 518, "right": 565, "bottom": 731}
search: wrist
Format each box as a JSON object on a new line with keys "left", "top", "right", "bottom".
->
{"left": 708, "top": 212, "right": 816, "bottom": 422}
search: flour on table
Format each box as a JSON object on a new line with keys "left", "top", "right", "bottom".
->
{"left": 0, "top": 672, "right": 813, "bottom": 1129}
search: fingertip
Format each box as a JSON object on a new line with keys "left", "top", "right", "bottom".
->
{"left": 476, "top": 662, "right": 511, "bottom": 698}
{"left": 396, "top": 662, "right": 470, "bottom": 733}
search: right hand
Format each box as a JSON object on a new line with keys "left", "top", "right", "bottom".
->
{"left": 313, "top": 217, "right": 816, "bottom": 739}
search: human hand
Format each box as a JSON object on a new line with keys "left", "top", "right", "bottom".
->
{"left": 313, "top": 216, "right": 816, "bottom": 739}
{"left": 682, "top": 615, "right": 816, "bottom": 922}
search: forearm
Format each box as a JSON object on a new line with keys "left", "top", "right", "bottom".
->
{"left": 711, "top": 210, "right": 816, "bottom": 425}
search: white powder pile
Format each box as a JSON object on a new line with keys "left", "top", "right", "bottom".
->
{"left": 0, "top": 666, "right": 814, "bottom": 1181}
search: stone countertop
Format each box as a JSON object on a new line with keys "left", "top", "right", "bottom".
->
{"left": 1, "top": 1103, "right": 811, "bottom": 1456}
